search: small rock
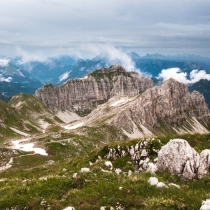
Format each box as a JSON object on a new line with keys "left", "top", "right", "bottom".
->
{"left": 115, "top": 168, "right": 122, "bottom": 175}
{"left": 116, "top": 202, "right": 125, "bottom": 210}
{"left": 146, "top": 162, "right": 157, "bottom": 174}
{"left": 200, "top": 199, "right": 210, "bottom": 210}
{"left": 156, "top": 182, "right": 167, "bottom": 188}
{"left": 46, "top": 160, "right": 55, "bottom": 165}
{"left": 40, "top": 200, "right": 47, "bottom": 206}
{"left": 72, "top": 173, "right": 78, "bottom": 178}
{"left": 62, "top": 207, "right": 75, "bottom": 210}
{"left": 80, "top": 168, "right": 90, "bottom": 173}
{"left": 148, "top": 177, "right": 158, "bottom": 186}
{"left": 168, "top": 183, "right": 180, "bottom": 189}
{"left": 198, "top": 149, "right": 210, "bottom": 179}
{"left": 141, "top": 149, "right": 148, "bottom": 157}
{"left": 128, "top": 170, "right": 132, "bottom": 177}
{"left": 101, "top": 169, "right": 112, "bottom": 173}
{"left": 105, "top": 161, "right": 113, "bottom": 169}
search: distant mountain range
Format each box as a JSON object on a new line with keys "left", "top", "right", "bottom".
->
{"left": 0, "top": 53, "right": 210, "bottom": 106}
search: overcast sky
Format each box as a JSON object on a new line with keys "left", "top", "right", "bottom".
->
{"left": 1, "top": 0, "right": 210, "bottom": 58}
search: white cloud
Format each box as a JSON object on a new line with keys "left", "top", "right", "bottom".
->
{"left": 0, "top": 1, "right": 210, "bottom": 57}
{"left": 158, "top": 68, "right": 210, "bottom": 84}
{"left": 0, "top": 58, "right": 10, "bottom": 66}
{"left": 0, "top": 74, "right": 12, "bottom": 82}
{"left": 72, "top": 43, "right": 141, "bottom": 73}
{"left": 190, "top": 69, "right": 210, "bottom": 83}
{"left": 15, "top": 46, "right": 47, "bottom": 63}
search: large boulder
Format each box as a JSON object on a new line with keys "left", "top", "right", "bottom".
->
{"left": 198, "top": 149, "right": 210, "bottom": 179}
{"left": 156, "top": 139, "right": 200, "bottom": 180}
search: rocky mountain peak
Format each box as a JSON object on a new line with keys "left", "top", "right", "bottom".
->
{"left": 35, "top": 65, "right": 153, "bottom": 114}
{"left": 106, "top": 78, "right": 210, "bottom": 137}
{"left": 95, "top": 64, "right": 126, "bottom": 74}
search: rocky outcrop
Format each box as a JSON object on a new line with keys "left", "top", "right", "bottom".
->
{"left": 110, "top": 78, "right": 210, "bottom": 135}
{"left": 156, "top": 139, "right": 199, "bottom": 180}
{"left": 198, "top": 149, "right": 210, "bottom": 179}
{"left": 156, "top": 139, "right": 210, "bottom": 180}
{"left": 35, "top": 65, "right": 153, "bottom": 114}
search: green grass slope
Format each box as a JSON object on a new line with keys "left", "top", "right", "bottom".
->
{"left": 0, "top": 133, "right": 210, "bottom": 209}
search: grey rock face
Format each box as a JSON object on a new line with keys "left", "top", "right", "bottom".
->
{"left": 35, "top": 65, "right": 153, "bottom": 114}
{"left": 156, "top": 139, "right": 200, "bottom": 180}
{"left": 198, "top": 149, "right": 210, "bottom": 179}
{"left": 110, "top": 78, "right": 210, "bottom": 134}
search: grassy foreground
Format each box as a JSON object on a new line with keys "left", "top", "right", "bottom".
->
{"left": 0, "top": 133, "right": 210, "bottom": 209}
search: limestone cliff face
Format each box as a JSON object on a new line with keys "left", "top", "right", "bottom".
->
{"left": 35, "top": 65, "right": 153, "bottom": 114}
{"left": 110, "top": 78, "right": 210, "bottom": 134}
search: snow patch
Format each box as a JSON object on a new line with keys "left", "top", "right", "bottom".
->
{"left": 110, "top": 97, "right": 133, "bottom": 107}
{"left": 12, "top": 138, "right": 48, "bottom": 156}
{"left": 17, "top": 69, "right": 25, "bottom": 77}
{"left": 63, "top": 122, "right": 84, "bottom": 130}
{"left": 56, "top": 110, "right": 81, "bottom": 123}
{"left": 10, "top": 127, "right": 30, "bottom": 137}
{"left": 111, "top": 99, "right": 127, "bottom": 107}
{"left": 59, "top": 71, "right": 71, "bottom": 82}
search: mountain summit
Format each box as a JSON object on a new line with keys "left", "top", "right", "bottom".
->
{"left": 35, "top": 65, "right": 153, "bottom": 115}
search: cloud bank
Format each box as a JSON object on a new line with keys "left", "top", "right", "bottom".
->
{"left": 93, "top": 44, "right": 137, "bottom": 72}
{"left": 158, "top": 68, "right": 210, "bottom": 84}
{"left": 16, "top": 44, "right": 143, "bottom": 74}
{"left": 0, "top": 58, "right": 9, "bottom": 66}
{"left": 16, "top": 46, "right": 47, "bottom": 63}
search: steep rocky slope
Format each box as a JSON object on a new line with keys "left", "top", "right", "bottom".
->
{"left": 35, "top": 65, "right": 153, "bottom": 115}
{"left": 188, "top": 79, "right": 210, "bottom": 108}
{"left": 69, "top": 78, "right": 210, "bottom": 138}
{"left": 110, "top": 78, "right": 210, "bottom": 136}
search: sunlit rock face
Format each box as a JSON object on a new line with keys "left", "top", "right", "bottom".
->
{"left": 35, "top": 65, "right": 152, "bottom": 114}
{"left": 109, "top": 78, "right": 210, "bottom": 135}
{"left": 157, "top": 139, "right": 210, "bottom": 180}
{"left": 156, "top": 139, "right": 199, "bottom": 180}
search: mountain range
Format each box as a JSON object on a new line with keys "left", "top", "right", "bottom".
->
{"left": 0, "top": 53, "right": 210, "bottom": 102}
{"left": 0, "top": 65, "right": 210, "bottom": 209}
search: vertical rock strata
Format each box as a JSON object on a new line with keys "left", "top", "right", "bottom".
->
{"left": 35, "top": 65, "right": 153, "bottom": 114}
{"left": 110, "top": 78, "right": 210, "bottom": 133}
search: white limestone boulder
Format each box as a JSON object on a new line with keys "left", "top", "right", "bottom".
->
{"left": 156, "top": 139, "right": 199, "bottom": 180}
{"left": 198, "top": 149, "right": 210, "bottom": 179}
